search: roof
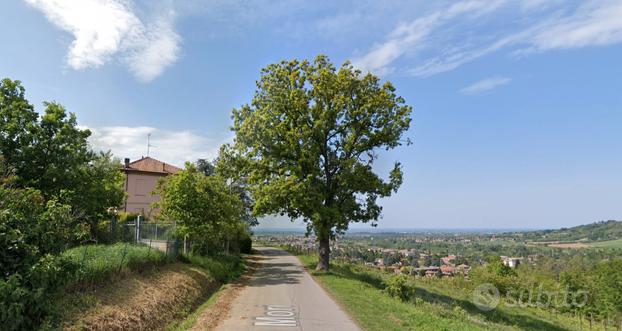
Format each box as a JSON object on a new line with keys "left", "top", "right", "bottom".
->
{"left": 123, "top": 157, "right": 181, "bottom": 175}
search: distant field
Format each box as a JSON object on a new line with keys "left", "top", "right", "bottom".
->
{"left": 547, "top": 242, "right": 591, "bottom": 249}
{"left": 526, "top": 239, "right": 622, "bottom": 249}
{"left": 589, "top": 238, "right": 622, "bottom": 248}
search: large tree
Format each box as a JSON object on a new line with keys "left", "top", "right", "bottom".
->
{"left": 0, "top": 78, "right": 125, "bottom": 240}
{"left": 231, "top": 56, "right": 412, "bottom": 270}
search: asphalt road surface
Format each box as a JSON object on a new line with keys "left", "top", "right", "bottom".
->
{"left": 217, "top": 247, "right": 361, "bottom": 331}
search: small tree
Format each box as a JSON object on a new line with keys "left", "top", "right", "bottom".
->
{"left": 230, "top": 55, "right": 412, "bottom": 270}
{"left": 156, "top": 164, "right": 246, "bottom": 255}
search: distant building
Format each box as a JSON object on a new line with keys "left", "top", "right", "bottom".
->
{"left": 440, "top": 265, "right": 455, "bottom": 276}
{"left": 441, "top": 254, "right": 456, "bottom": 265}
{"left": 501, "top": 256, "right": 523, "bottom": 268}
{"left": 424, "top": 266, "right": 441, "bottom": 277}
{"left": 122, "top": 157, "right": 181, "bottom": 216}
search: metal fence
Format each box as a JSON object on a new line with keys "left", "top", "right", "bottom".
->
{"left": 122, "top": 216, "right": 180, "bottom": 256}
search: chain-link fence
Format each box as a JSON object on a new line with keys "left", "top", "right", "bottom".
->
{"left": 116, "top": 216, "right": 180, "bottom": 256}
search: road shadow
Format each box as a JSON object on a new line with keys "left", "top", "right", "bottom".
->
{"left": 246, "top": 250, "right": 304, "bottom": 287}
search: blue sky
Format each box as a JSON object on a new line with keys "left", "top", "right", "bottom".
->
{"left": 1, "top": 0, "right": 621, "bottom": 230}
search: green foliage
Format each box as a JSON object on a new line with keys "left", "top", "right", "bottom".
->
{"left": 239, "top": 233, "right": 253, "bottom": 254}
{"left": 0, "top": 79, "right": 38, "bottom": 171}
{"left": 230, "top": 55, "right": 412, "bottom": 268}
{"left": 72, "top": 151, "right": 126, "bottom": 239}
{"left": 521, "top": 220, "right": 622, "bottom": 242}
{"left": 156, "top": 164, "right": 250, "bottom": 255}
{"left": 470, "top": 262, "right": 516, "bottom": 295}
{"left": 0, "top": 185, "right": 81, "bottom": 276}
{"left": 0, "top": 78, "right": 127, "bottom": 329}
{"left": 0, "top": 78, "right": 125, "bottom": 240}
{"left": 0, "top": 254, "right": 77, "bottom": 331}
{"left": 383, "top": 274, "right": 413, "bottom": 301}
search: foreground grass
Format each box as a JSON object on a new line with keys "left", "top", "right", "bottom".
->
{"left": 297, "top": 255, "right": 601, "bottom": 331}
{"left": 62, "top": 242, "right": 171, "bottom": 285}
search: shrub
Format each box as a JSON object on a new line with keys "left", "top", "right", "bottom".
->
{"left": 383, "top": 274, "right": 413, "bottom": 302}
{"left": 239, "top": 234, "right": 252, "bottom": 254}
{"left": 0, "top": 255, "right": 77, "bottom": 330}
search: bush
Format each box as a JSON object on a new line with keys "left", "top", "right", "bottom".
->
{"left": 239, "top": 234, "right": 252, "bottom": 254}
{"left": 383, "top": 274, "right": 413, "bottom": 302}
{"left": 0, "top": 255, "right": 77, "bottom": 330}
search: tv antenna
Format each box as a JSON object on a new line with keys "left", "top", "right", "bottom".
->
{"left": 147, "top": 133, "right": 157, "bottom": 156}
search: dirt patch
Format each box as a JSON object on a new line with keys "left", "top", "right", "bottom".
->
{"left": 62, "top": 263, "right": 219, "bottom": 331}
{"left": 188, "top": 254, "right": 263, "bottom": 331}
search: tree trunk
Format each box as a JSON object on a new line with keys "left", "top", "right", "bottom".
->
{"left": 316, "top": 235, "right": 330, "bottom": 271}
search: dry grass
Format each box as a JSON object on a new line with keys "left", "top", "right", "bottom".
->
{"left": 62, "top": 263, "right": 219, "bottom": 331}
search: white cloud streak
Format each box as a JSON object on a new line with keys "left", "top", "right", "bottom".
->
{"left": 355, "top": 0, "right": 622, "bottom": 77}
{"left": 460, "top": 77, "right": 511, "bottom": 95}
{"left": 87, "top": 126, "right": 227, "bottom": 167}
{"left": 352, "top": 0, "right": 506, "bottom": 75}
{"left": 25, "top": 0, "right": 180, "bottom": 82}
{"left": 526, "top": 1, "right": 622, "bottom": 52}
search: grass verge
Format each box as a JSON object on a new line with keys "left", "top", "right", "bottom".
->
{"left": 297, "top": 254, "right": 603, "bottom": 331}
{"left": 60, "top": 244, "right": 247, "bottom": 330}
{"left": 62, "top": 243, "right": 171, "bottom": 286}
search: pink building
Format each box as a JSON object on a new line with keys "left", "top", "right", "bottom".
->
{"left": 122, "top": 157, "right": 181, "bottom": 216}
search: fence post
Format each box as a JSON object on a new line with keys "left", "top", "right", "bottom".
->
{"left": 110, "top": 214, "right": 117, "bottom": 241}
{"left": 136, "top": 215, "right": 142, "bottom": 243}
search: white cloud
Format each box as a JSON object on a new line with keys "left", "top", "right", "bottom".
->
{"left": 355, "top": 0, "right": 622, "bottom": 77}
{"left": 87, "top": 126, "right": 228, "bottom": 167}
{"left": 25, "top": 0, "right": 180, "bottom": 82}
{"left": 352, "top": 0, "right": 506, "bottom": 75}
{"left": 526, "top": 1, "right": 622, "bottom": 52}
{"left": 459, "top": 77, "right": 511, "bottom": 95}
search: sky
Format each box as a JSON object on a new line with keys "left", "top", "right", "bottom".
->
{"left": 1, "top": 0, "right": 621, "bottom": 230}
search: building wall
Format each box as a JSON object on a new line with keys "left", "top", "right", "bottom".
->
{"left": 124, "top": 172, "right": 166, "bottom": 216}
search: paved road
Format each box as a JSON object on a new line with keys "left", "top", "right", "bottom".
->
{"left": 217, "top": 247, "right": 361, "bottom": 331}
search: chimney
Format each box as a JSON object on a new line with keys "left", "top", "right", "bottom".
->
{"left": 124, "top": 158, "right": 130, "bottom": 168}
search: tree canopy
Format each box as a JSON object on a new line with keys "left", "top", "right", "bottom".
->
{"left": 230, "top": 55, "right": 412, "bottom": 270}
{"left": 0, "top": 78, "right": 125, "bottom": 239}
{"left": 156, "top": 163, "right": 249, "bottom": 255}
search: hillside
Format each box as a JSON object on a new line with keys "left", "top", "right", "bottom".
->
{"left": 515, "top": 220, "right": 622, "bottom": 243}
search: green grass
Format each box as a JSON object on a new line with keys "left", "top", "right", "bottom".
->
{"left": 62, "top": 243, "right": 171, "bottom": 285}
{"left": 590, "top": 238, "right": 622, "bottom": 248}
{"left": 179, "top": 253, "right": 246, "bottom": 282}
{"left": 297, "top": 255, "right": 602, "bottom": 331}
